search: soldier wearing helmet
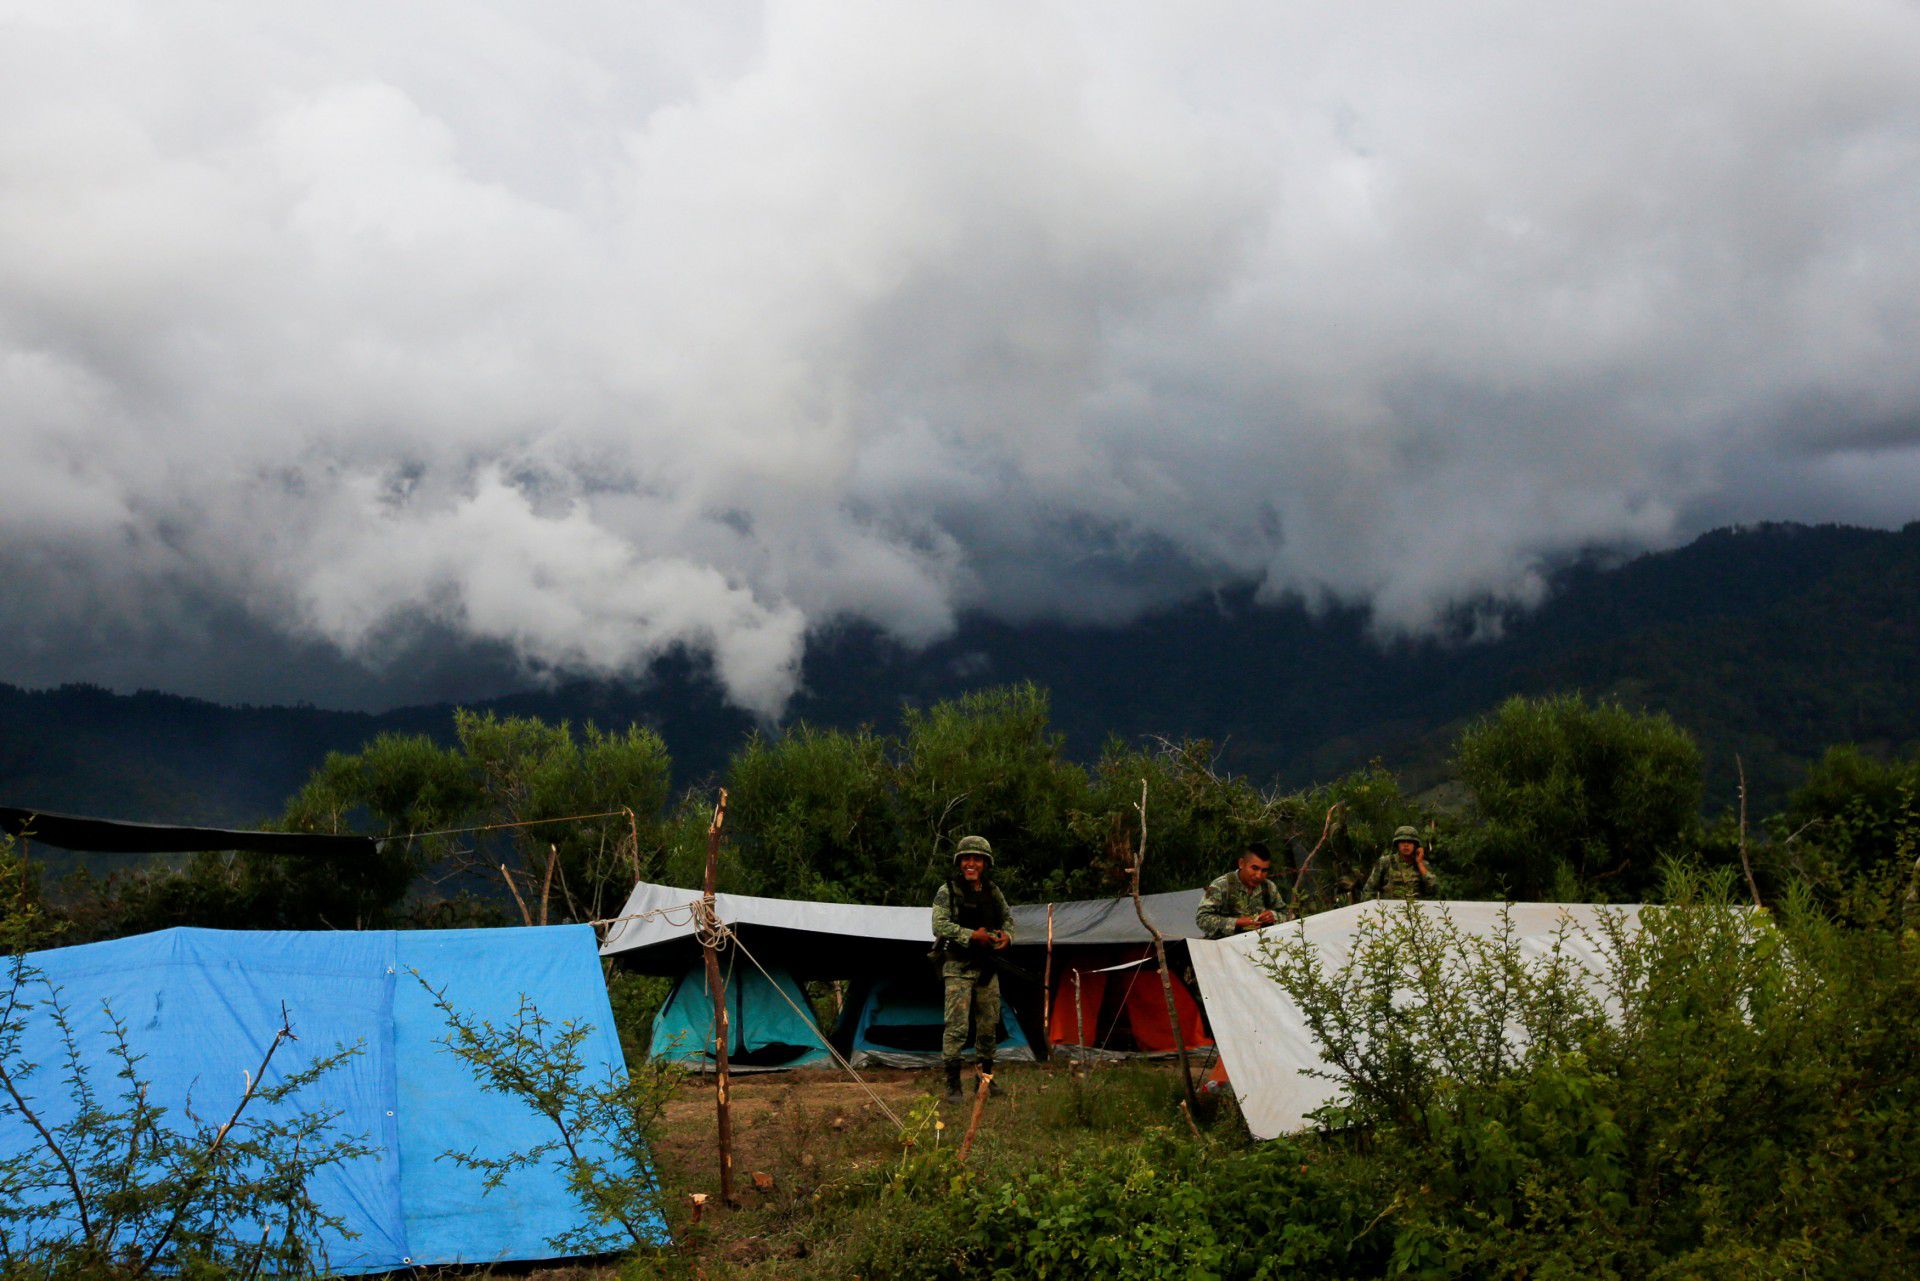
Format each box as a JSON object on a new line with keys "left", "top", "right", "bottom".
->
{"left": 930, "top": 834, "right": 1014, "bottom": 1103}
{"left": 1363, "top": 825, "right": 1438, "bottom": 901}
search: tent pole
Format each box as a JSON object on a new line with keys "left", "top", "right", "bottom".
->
{"left": 700, "top": 789, "right": 736, "bottom": 1207}
{"left": 1130, "top": 780, "right": 1201, "bottom": 1117}
{"left": 1042, "top": 903, "right": 1054, "bottom": 1064}
{"left": 1073, "top": 969, "right": 1085, "bottom": 1074}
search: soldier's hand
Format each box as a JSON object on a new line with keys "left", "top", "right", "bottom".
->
{"left": 970, "top": 927, "right": 992, "bottom": 946}
{"left": 1256, "top": 910, "right": 1277, "bottom": 926}
{"left": 992, "top": 931, "right": 1010, "bottom": 950}
{"left": 1235, "top": 915, "right": 1254, "bottom": 931}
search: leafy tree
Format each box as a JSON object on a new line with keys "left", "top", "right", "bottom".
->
{"left": 0, "top": 835, "right": 60, "bottom": 953}
{"left": 454, "top": 711, "right": 673, "bottom": 922}
{"left": 1075, "top": 738, "right": 1284, "bottom": 898}
{"left": 1452, "top": 694, "right": 1704, "bottom": 899}
{"left": 1276, "top": 761, "right": 1429, "bottom": 911}
{"left": 725, "top": 725, "right": 903, "bottom": 902}
{"left": 894, "top": 684, "right": 1091, "bottom": 900}
{"left": 277, "top": 731, "right": 483, "bottom": 926}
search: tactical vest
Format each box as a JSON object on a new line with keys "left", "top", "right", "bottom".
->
{"left": 945, "top": 882, "right": 1005, "bottom": 944}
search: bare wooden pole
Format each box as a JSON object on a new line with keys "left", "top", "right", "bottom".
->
{"left": 1286, "top": 804, "right": 1342, "bottom": 921}
{"left": 1041, "top": 903, "right": 1055, "bottom": 1062}
{"left": 1073, "top": 969, "right": 1086, "bottom": 1072}
{"left": 956, "top": 1070, "right": 993, "bottom": 1161}
{"left": 621, "top": 805, "right": 642, "bottom": 881}
{"left": 701, "top": 788, "right": 736, "bottom": 1206}
{"left": 1737, "top": 756, "right": 1763, "bottom": 910}
{"left": 1130, "top": 780, "right": 1202, "bottom": 1117}
{"left": 498, "top": 862, "right": 534, "bottom": 927}
{"left": 538, "top": 842, "right": 558, "bottom": 926}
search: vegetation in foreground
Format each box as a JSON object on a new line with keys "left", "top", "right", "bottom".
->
{"left": 623, "top": 866, "right": 1918, "bottom": 1280}
{"left": 5, "top": 681, "right": 1920, "bottom": 1277}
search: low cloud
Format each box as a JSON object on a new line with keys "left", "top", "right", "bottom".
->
{"left": 3, "top": 1, "right": 1918, "bottom": 712}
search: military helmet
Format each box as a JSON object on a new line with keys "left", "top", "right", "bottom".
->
{"left": 953, "top": 834, "right": 995, "bottom": 865}
{"left": 1390, "top": 825, "right": 1423, "bottom": 847}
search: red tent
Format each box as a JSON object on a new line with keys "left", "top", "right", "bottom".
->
{"left": 1047, "top": 946, "right": 1212, "bottom": 1056}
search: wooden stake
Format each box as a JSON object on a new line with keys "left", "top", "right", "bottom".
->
{"left": 1737, "top": 756, "right": 1763, "bottom": 910}
{"left": 621, "top": 805, "right": 642, "bottom": 882}
{"left": 539, "top": 842, "right": 557, "bottom": 926}
{"left": 957, "top": 1070, "right": 992, "bottom": 1162}
{"left": 1130, "top": 780, "right": 1202, "bottom": 1118}
{"left": 498, "top": 862, "right": 534, "bottom": 927}
{"left": 1073, "top": 968, "right": 1086, "bottom": 1073}
{"left": 1041, "top": 903, "right": 1055, "bottom": 1062}
{"left": 701, "top": 789, "right": 736, "bottom": 1206}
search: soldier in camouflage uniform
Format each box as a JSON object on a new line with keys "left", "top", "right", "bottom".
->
{"left": 931, "top": 835, "right": 1014, "bottom": 1103}
{"left": 1363, "top": 825, "right": 1438, "bottom": 901}
{"left": 1196, "top": 841, "right": 1288, "bottom": 939}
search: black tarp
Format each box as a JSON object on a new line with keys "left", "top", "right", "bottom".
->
{"left": 1, "top": 807, "right": 382, "bottom": 859}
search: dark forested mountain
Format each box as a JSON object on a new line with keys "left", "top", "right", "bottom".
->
{"left": 4, "top": 520, "right": 1917, "bottom": 831}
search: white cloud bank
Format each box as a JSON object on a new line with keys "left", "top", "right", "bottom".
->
{"left": 2, "top": 0, "right": 1918, "bottom": 713}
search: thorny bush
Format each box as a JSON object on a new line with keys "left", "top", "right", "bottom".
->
{"left": 419, "top": 977, "right": 680, "bottom": 1261}
{"left": 0, "top": 951, "right": 370, "bottom": 1280}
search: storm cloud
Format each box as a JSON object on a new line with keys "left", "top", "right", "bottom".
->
{"left": 3, "top": 1, "right": 1918, "bottom": 714}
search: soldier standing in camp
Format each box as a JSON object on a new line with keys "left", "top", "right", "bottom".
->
{"left": 931, "top": 834, "right": 1014, "bottom": 1103}
{"left": 1196, "top": 841, "right": 1288, "bottom": 938}
{"left": 1363, "top": 825, "right": 1439, "bottom": 901}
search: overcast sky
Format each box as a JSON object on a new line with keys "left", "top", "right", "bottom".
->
{"left": 3, "top": 1, "right": 1917, "bottom": 714}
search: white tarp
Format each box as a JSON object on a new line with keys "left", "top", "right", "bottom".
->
{"left": 1187, "top": 900, "right": 1644, "bottom": 1140}
{"left": 600, "top": 880, "right": 1210, "bottom": 958}
{"left": 599, "top": 880, "right": 932, "bottom": 957}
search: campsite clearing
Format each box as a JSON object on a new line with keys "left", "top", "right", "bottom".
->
{"left": 441, "top": 1060, "right": 1203, "bottom": 1279}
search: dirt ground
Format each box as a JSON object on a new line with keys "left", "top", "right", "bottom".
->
{"left": 433, "top": 1059, "right": 1203, "bottom": 1278}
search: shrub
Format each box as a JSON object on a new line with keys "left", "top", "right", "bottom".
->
{"left": 1256, "top": 869, "right": 1920, "bottom": 1278}
{"left": 847, "top": 1128, "right": 1388, "bottom": 1280}
{"left": 419, "top": 978, "right": 680, "bottom": 1258}
{"left": 1452, "top": 694, "right": 1704, "bottom": 899}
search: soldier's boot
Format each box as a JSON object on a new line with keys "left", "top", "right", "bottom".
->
{"left": 943, "top": 1058, "right": 964, "bottom": 1104}
{"left": 976, "top": 1059, "right": 1001, "bottom": 1097}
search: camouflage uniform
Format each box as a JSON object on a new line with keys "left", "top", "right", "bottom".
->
{"left": 1364, "top": 825, "right": 1438, "bottom": 901}
{"left": 931, "top": 838, "right": 1014, "bottom": 1064}
{"left": 1196, "top": 869, "right": 1288, "bottom": 939}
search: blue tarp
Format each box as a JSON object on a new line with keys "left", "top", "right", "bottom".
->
{"left": 649, "top": 961, "right": 831, "bottom": 1071}
{"left": 0, "top": 925, "right": 665, "bottom": 1272}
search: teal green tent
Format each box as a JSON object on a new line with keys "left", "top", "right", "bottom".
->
{"left": 834, "top": 973, "right": 1036, "bottom": 1068}
{"left": 649, "top": 962, "right": 831, "bottom": 1071}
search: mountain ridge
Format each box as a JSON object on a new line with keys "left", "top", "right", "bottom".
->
{"left": 4, "top": 520, "right": 1917, "bottom": 831}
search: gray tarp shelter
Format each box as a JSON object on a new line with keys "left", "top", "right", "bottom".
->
{"left": 1007, "top": 888, "right": 1204, "bottom": 946}
{"left": 599, "top": 879, "right": 932, "bottom": 978}
{"left": 599, "top": 880, "right": 1218, "bottom": 1068}
{"left": 1007, "top": 889, "right": 1213, "bottom": 1058}
{"left": 600, "top": 879, "right": 941, "bottom": 1069}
